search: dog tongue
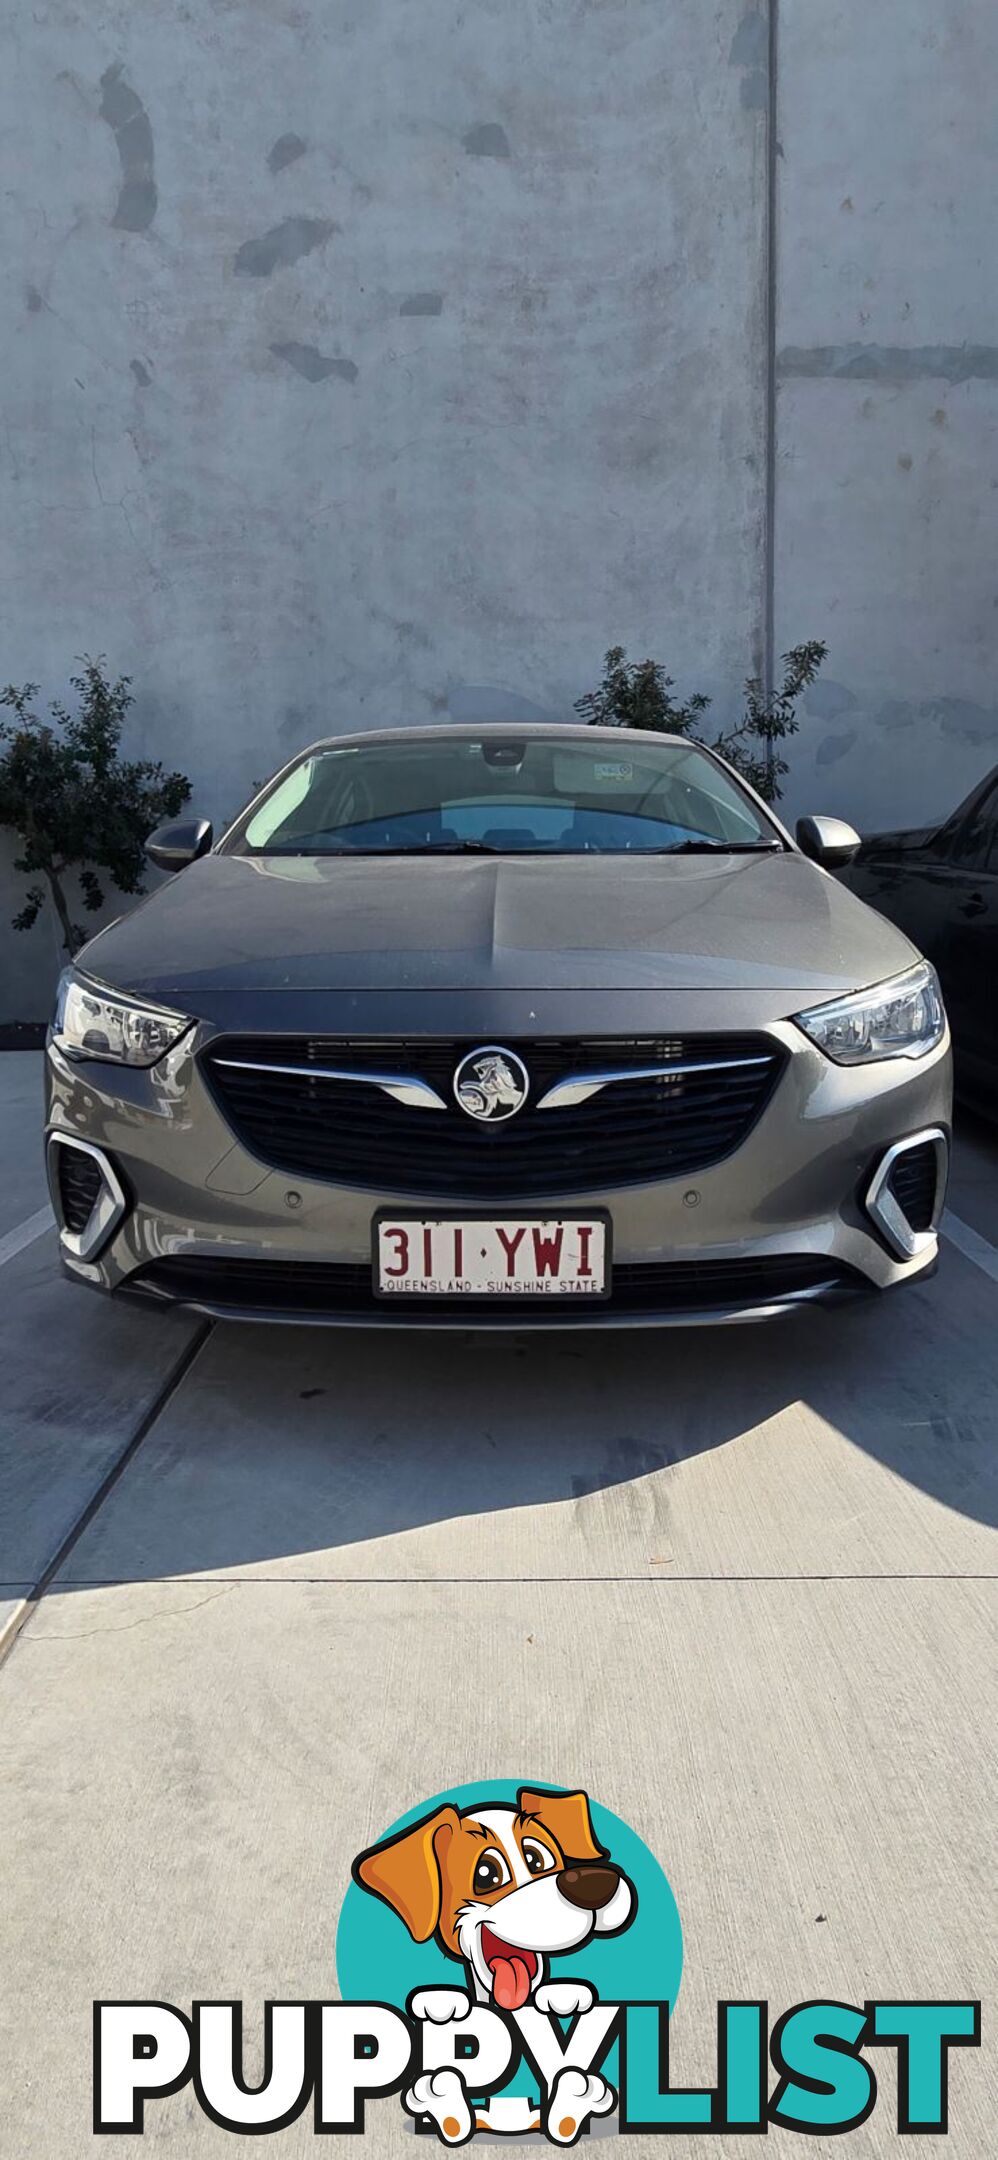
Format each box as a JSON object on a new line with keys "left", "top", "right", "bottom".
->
{"left": 492, "top": 1956, "right": 531, "bottom": 2012}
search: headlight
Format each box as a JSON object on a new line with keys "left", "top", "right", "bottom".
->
{"left": 794, "top": 961, "right": 945, "bottom": 1065}
{"left": 52, "top": 970, "right": 192, "bottom": 1067}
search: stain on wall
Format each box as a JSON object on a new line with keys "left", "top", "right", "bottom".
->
{"left": 267, "top": 132, "right": 307, "bottom": 174}
{"left": 271, "top": 341, "right": 358, "bottom": 383}
{"left": 234, "top": 216, "right": 336, "bottom": 277}
{"left": 816, "top": 730, "right": 858, "bottom": 767}
{"left": 894, "top": 695, "right": 998, "bottom": 746}
{"left": 779, "top": 344, "right": 998, "bottom": 385}
{"left": 99, "top": 63, "right": 157, "bottom": 232}
{"left": 462, "top": 122, "right": 510, "bottom": 158}
{"left": 730, "top": 7, "right": 768, "bottom": 66}
{"left": 444, "top": 685, "right": 563, "bottom": 725}
{"left": 786, "top": 691, "right": 998, "bottom": 830}
{"left": 805, "top": 680, "right": 859, "bottom": 721}
{"left": 739, "top": 70, "right": 768, "bottom": 111}
{"left": 729, "top": 8, "right": 768, "bottom": 112}
{"left": 399, "top": 292, "right": 444, "bottom": 316}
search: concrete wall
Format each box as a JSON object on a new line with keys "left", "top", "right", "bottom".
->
{"left": 1, "top": 0, "right": 995, "bottom": 1017}
{"left": 777, "top": 2, "right": 998, "bottom": 832}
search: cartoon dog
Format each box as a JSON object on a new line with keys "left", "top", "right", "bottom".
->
{"left": 353, "top": 1787, "right": 635, "bottom": 2142}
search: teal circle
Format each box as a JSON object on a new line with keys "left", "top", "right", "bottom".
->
{"left": 336, "top": 1779, "right": 681, "bottom": 2102}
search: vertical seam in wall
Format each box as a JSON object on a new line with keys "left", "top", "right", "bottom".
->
{"left": 764, "top": 0, "right": 779, "bottom": 739}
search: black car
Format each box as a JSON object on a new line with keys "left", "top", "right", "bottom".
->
{"left": 842, "top": 767, "right": 997, "bottom": 1112}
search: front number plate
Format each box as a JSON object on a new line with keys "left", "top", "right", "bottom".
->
{"left": 374, "top": 1214, "right": 610, "bottom": 1298}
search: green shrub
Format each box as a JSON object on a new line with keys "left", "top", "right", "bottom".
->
{"left": 575, "top": 641, "right": 827, "bottom": 801}
{"left": 0, "top": 657, "right": 191, "bottom": 954}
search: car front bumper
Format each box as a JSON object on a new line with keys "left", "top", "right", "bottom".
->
{"left": 43, "top": 1012, "right": 953, "bottom": 1328}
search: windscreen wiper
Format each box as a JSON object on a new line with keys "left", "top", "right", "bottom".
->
{"left": 336, "top": 840, "right": 507, "bottom": 855}
{"left": 650, "top": 839, "right": 784, "bottom": 855}
{"left": 285, "top": 839, "right": 508, "bottom": 856}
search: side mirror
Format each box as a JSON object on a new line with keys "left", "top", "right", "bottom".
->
{"left": 796, "top": 814, "right": 861, "bottom": 869}
{"left": 145, "top": 818, "right": 214, "bottom": 873}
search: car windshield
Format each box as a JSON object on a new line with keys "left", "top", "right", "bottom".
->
{"left": 228, "top": 735, "right": 780, "bottom": 857}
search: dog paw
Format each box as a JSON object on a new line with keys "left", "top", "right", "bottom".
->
{"left": 410, "top": 1987, "right": 472, "bottom": 2024}
{"left": 405, "top": 2069, "right": 474, "bottom": 2144}
{"left": 533, "top": 1980, "right": 596, "bottom": 2018}
{"left": 545, "top": 2068, "right": 615, "bottom": 2145}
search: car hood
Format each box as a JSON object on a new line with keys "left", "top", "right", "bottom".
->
{"left": 79, "top": 849, "right": 920, "bottom": 1015}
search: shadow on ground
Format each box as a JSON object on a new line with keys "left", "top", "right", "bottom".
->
{"left": 45, "top": 1227, "right": 998, "bottom": 1586}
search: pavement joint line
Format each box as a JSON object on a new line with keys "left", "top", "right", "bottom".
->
{"left": 0, "top": 1202, "right": 53, "bottom": 1268}
{"left": 941, "top": 1207, "right": 998, "bottom": 1283}
{"left": 44, "top": 1571, "right": 998, "bottom": 1586}
{"left": 0, "top": 1320, "right": 213, "bottom": 1672}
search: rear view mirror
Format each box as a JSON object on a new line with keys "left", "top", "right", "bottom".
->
{"left": 145, "top": 818, "right": 214, "bottom": 873}
{"left": 796, "top": 815, "right": 861, "bottom": 869}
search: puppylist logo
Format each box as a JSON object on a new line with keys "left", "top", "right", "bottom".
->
{"left": 94, "top": 1781, "right": 980, "bottom": 2140}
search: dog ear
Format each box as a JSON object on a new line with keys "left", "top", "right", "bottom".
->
{"left": 352, "top": 1805, "right": 461, "bottom": 1942}
{"left": 517, "top": 1787, "right": 605, "bottom": 1863}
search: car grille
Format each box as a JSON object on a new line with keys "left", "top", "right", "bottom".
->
{"left": 128, "top": 1252, "right": 860, "bottom": 1321}
{"left": 201, "top": 1034, "right": 786, "bottom": 1197}
{"left": 56, "top": 1145, "right": 104, "bottom": 1233}
{"left": 886, "top": 1140, "right": 939, "bottom": 1234}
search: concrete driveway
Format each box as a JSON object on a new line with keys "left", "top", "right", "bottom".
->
{"left": 1, "top": 1050, "right": 995, "bottom": 2153}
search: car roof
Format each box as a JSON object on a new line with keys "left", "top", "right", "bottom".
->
{"left": 294, "top": 721, "right": 693, "bottom": 756}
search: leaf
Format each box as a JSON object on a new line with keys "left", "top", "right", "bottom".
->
{"left": 12, "top": 885, "right": 45, "bottom": 932}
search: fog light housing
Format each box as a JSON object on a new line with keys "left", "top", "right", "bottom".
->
{"left": 865, "top": 1129, "right": 947, "bottom": 1259}
{"left": 47, "top": 1134, "right": 127, "bottom": 1261}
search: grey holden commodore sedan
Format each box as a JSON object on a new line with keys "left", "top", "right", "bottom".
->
{"left": 44, "top": 725, "right": 951, "bottom": 1326}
